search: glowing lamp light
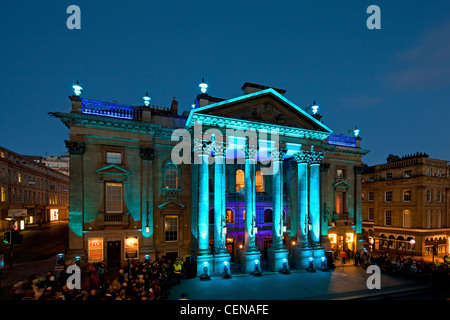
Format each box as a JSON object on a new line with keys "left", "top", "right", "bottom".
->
{"left": 292, "top": 241, "right": 296, "bottom": 246}
{"left": 321, "top": 256, "right": 326, "bottom": 262}
{"left": 204, "top": 262, "right": 208, "bottom": 267}
{"left": 309, "top": 257, "right": 314, "bottom": 261}
{"left": 283, "top": 258, "right": 287, "bottom": 263}
{"left": 143, "top": 91, "right": 151, "bottom": 106}
{"left": 73, "top": 80, "right": 83, "bottom": 96}
{"left": 254, "top": 260, "right": 259, "bottom": 265}
{"left": 410, "top": 239, "right": 415, "bottom": 245}
{"left": 353, "top": 126, "right": 360, "bottom": 137}
{"left": 145, "top": 223, "right": 150, "bottom": 234}
{"left": 199, "top": 78, "right": 208, "bottom": 94}
{"left": 311, "top": 101, "right": 319, "bottom": 115}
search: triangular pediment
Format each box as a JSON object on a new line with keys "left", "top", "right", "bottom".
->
{"left": 96, "top": 164, "right": 131, "bottom": 176}
{"left": 333, "top": 180, "right": 352, "bottom": 189}
{"left": 158, "top": 200, "right": 186, "bottom": 210}
{"left": 187, "top": 89, "right": 332, "bottom": 134}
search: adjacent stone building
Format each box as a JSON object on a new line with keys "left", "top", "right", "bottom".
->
{"left": 50, "top": 81, "right": 369, "bottom": 275}
{"left": 361, "top": 153, "right": 450, "bottom": 259}
{"left": 0, "top": 146, "right": 69, "bottom": 230}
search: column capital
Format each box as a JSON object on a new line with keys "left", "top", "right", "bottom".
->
{"left": 293, "top": 150, "right": 310, "bottom": 164}
{"left": 139, "top": 147, "right": 155, "bottom": 161}
{"left": 212, "top": 141, "right": 226, "bottom": 157}
{"left": 309, "top": 151, "right": 325, "bottom": 165}
{"left": 65, "top": 140, "right": 85, "bottom": 155}
{"left": 193, "top": 139, "right": 210, "bottom": 155}
{"left": 271, "top": 147, "right": 287, "bottom": 161}
{"left": 320, "top": 162, "right": 331, "bottom": 172}
{"left": 243, "top": 145, "right": 258, "bottom": 161}
{"left": 353, "top": 163, "right": 367, "bottom": 175}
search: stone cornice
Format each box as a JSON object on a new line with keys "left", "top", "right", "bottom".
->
{"left": 187, "top": 113, "right": 330, "bottom": 141}
{"left": 49, "top": 112, "right": 162, "bottom": 134}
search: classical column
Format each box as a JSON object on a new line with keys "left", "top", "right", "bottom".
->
{"left": 214, "top": 142, "right": 227, "bottom": 254}
{"left": 64, "top": 140, "right": 85, "bottom": 262}
{"left": 294, "top": 150, "right": 310, "bottom": 248}
{"left": 268, "top": 146, "right": 290, "bottom": 272}
{"left": 309, "top": 150, "right": 325, "bottom": 245}
{"left": 140, "top": 147, "right": 156, "bottom": 257}
{"left": 240, "top": 142, "right": 261, "bottom": 274}
{"left": 195, "top": 139, "right": 214, "bottom": 277}
{"left": 244, "top": 144, "right": 257, "bottom": 251}
{"left": 213, "top": 142, "right": 231, "bottom": 275}
{"left": 197, "top": 140, "right": 210, "bottom": 255}
{"left": 271, "top": 147, "right": 287, "bottom": 250}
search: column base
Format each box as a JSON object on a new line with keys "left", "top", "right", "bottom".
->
{"left": 239, "top": 250, "right": 262, "bottom": 275}
{"left": 292, "top": 245, "right": 325, "bottom": 270}
{"left": 196, "top": 254, "right": 214, "bottom": 280}
{"left": 267, "top": 247, "right": 290, "bottom": 274}
{"left": 213, "top": 252, "right": 232, "bottom": 278}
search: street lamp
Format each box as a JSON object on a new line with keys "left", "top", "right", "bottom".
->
{"left": 199, "top": 78, "right": 208, "bottom": 94}
{"left": 410, "top": 239, "right": 415, "bottom": 258}
{"left": 143, "top": 91, "right": 151, "bottom": 106}
{"left": 72, "top": 80, "right": 83, "bottom": 96}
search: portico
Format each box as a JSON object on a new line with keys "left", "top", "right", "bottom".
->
{"left": 186, "top": 86, "right": 334, "bottom": 275}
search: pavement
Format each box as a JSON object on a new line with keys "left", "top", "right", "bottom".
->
{"left": 166, "top": 261, "right": 434, "bottom": 300}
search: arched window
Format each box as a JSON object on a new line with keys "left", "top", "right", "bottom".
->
{"left": 264, "top": 208, "right": 273, "bottom": 223}
{"left": 255, "top": 170, "right": 264, "bottom": 192}
{"left": 226, "top": 209, "right": 235, "bottom": 223}
{"left": 164, "top": 162, "right": 178, "bottom": 189}
{"left": 236, "top": 169, "right": 245, "bottom": 192}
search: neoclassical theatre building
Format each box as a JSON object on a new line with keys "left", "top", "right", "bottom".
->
{"left": 50, "top": 81, "right": 369, "bottom": 276}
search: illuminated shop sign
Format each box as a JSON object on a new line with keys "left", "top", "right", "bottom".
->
{"left": 327, "top": 135, "right": 357, "bottom": 147}
{"left": 124, "top": 236, "right": 139, "bottom": 259}
{"left": 88, "top": 238, "right": 104, "bottom": 262}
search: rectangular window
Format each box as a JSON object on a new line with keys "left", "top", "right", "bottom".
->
{"left": 106, "top": 182, "right": 122, "bottom": 213}
{"left": 385, "top": 210, "right": 392, "bottom": 226}
{"left": 437, "top": 190, "right": 442, "bottom": 202}
{"left": 1, "top": 186, "right": 5, "bottom": 202}
{"left": 164, "top": 216, "right": 178, "bottom": 242}
{"left": 403, "top": 210, "right": 411, "bottom": 228}
{"left": 437, "top": 210, "right": 442, "bottom": 228}
{"left": 368, "top": 192, "right": 374, "bottom": 201}
{"left": 403, "top": 170, "right": 412, "bottom": 178}
{"left": 385, "top": 191, "right": 392, "bottom": 202}
{"left": 427, "top": 189, "right": 432, "bottom": 202}
{"left": 336, "top": 169, "right": 345, "bottom": 179}
{"left": 106, "top": 152, "right": 122, "bottom": 164}
{"left": 427, "top": 169, "right": 432, "bottom": 177}
{"left": 368, "top": 208, "right": 374, "bottom": 221}
{"left": 403, "top": 190, "right": 412, "bottom": 202}
{"left": 385, "top": 172, "right": 392, "bottom": 180}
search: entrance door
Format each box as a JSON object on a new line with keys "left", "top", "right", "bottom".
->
{"left": 226, "top": 239, "right": 235, "bottom": 261}
{"left": 107, "top": 241, "right": 121, "bottom": 268}
{"left": 264, "top": 237, "right": 272, "bottom": 261}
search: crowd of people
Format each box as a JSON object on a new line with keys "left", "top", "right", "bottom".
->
{"left": 11, "top": 256, "right": 186, "bottom": 300}
{"left": 342, "top": 248, "right": 450, "bottom": 285}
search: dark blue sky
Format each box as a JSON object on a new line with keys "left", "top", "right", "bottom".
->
{"left": 1, "top": 1, "right": 449, "bottom": 165}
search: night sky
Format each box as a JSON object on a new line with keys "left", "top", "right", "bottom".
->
{"left": 1, "top": 1, "right": 449, "bottom": 166}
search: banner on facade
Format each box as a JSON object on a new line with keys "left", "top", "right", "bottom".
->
{"left": 8, "top": 209, "right": 27, "bottom": 218}
{"left": 88, "top": 237, "right": 104, "bottom": 262}
{"left": 124, "top": 236, "right": 139, "bottom": 260}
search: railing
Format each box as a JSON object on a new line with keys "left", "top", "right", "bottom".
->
{"left": 81, "top": 99, "right": 142, "bottom": 121}
{"left": 104, "top": 213, "right": 124, "bottom": 223}
{"left": 161, "top": 188, "right": 181, "bottom": 199}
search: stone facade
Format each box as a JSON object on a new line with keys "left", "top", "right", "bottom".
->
{"left": 361, "top": 153, "right": 450, "bottom": 258}
{"left": 50, "top": 82, "right": 369, "bottom": 274}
